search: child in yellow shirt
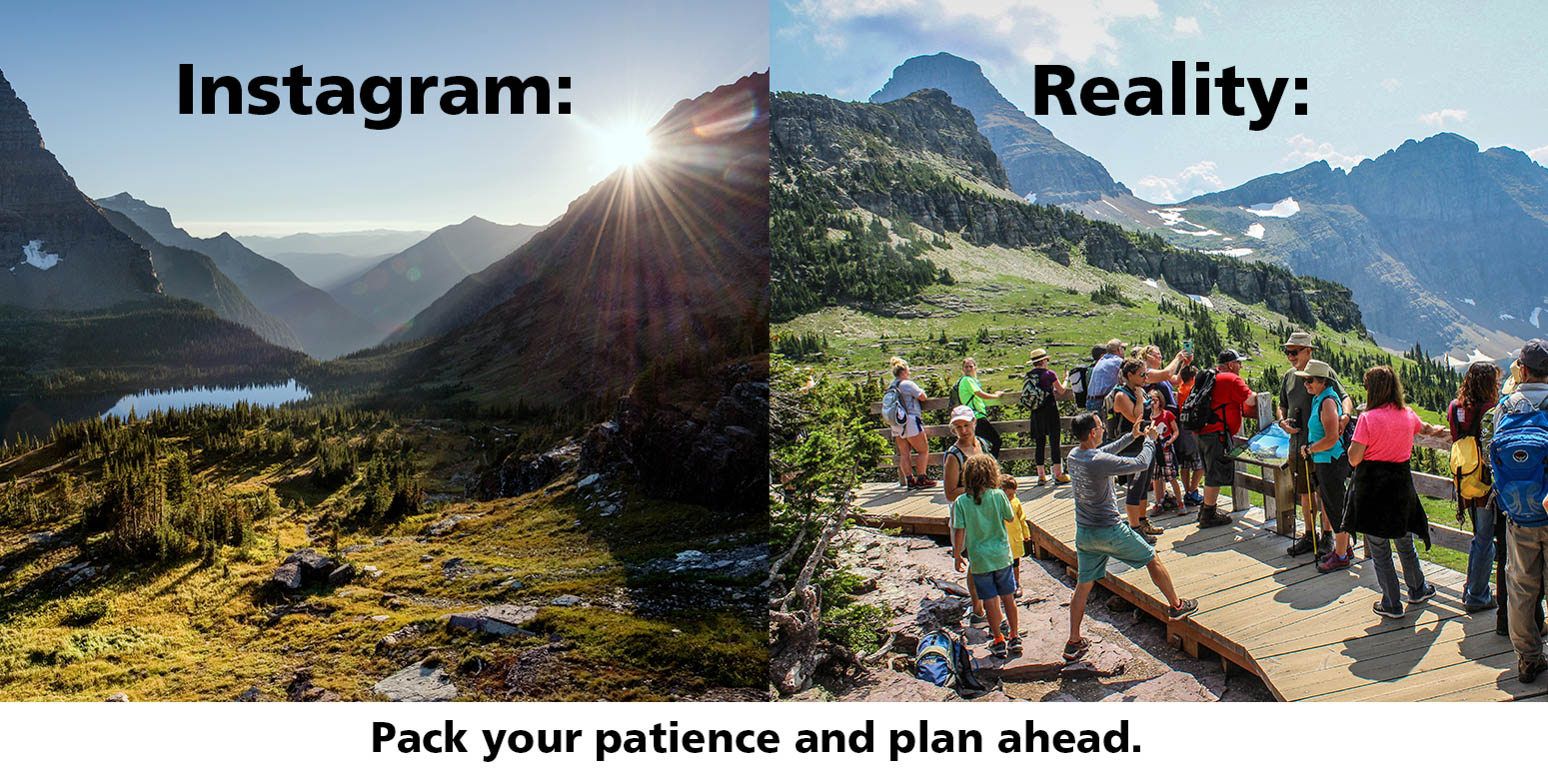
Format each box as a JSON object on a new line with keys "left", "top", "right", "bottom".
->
{"left": 1001, "top": 475, "right": 1031, "bottom": 597}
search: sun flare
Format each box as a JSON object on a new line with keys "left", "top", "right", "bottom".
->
{"left": 599, "top": 124, "right": 654, "bottom": 169}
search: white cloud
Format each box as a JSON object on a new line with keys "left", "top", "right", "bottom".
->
{"left": 789, "top": 0, "right": 1161, "bottom": 67}
{"left": 1419, "top": 108, "right": 1468, "bottom": 127}
{"left": 1132, "top": 160, "right": 1222, "bottom": 203}
{"left": 1173, "top": 16, "right": 1200, "bottom": 35}
{"left": 1283, "top": 133, "right": 1367, "bottom": 170}
{"left": 1528, "top": 145, "right": 1548, "bottom": 165}
{"left": 1380, "top": 77, "right": 1401, "bottom": 92}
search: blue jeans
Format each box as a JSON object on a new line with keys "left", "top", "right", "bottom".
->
{"left": 1464, "top": 503, "right": 1496, "bottom": 607}
{"left": 1367, "top": 534, "right": 1427, "bottom": 612}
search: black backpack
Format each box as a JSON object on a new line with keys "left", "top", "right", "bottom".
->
{"left": 1179, "top": 369, "right": 1221, "bottom": 432}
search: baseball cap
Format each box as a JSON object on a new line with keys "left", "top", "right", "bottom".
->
{"left": 1522, "top": 339, "right": 1548, "bottom": 373}
{"left": 949, "top": 406, "right": 976, "bottom": 425}
{"left": 1217, "top": 349, "right": 1248, "bottom": 365}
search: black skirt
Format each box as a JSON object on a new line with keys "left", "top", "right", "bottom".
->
{"left": 1345, "top": 459, "right": 1430, "bottom": 549}
{"left": 1029, "top": 402, "right": 1061, "bottom": 438}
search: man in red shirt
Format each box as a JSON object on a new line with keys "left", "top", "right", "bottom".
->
{"left": 1197, "top": 350, "right": 1259, "bottom": 528}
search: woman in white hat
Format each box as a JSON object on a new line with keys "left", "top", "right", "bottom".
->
{"left": 944, "top": 405, "right": 996, "bottom": 626}
{"left": 1025, "top": 348, "right": 1072, "bottom": 485}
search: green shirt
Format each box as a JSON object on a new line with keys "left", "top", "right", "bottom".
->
{"left": 951, "top": 488, "right": 1015, "bottom": 575}
{"left": 958, "top": 375, "right": 988, "bottom": 418}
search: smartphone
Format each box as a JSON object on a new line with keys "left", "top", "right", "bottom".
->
{"left": 1183, "top": 339, "right": 1194, "bottom": 355}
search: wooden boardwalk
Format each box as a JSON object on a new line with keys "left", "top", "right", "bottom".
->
{"left": 855, "top": 478, "right": 1547, "bottom": 701}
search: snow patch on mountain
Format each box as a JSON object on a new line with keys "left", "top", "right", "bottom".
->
{"left": 1244, "top": 198, "right": 1300, "bottom": 218}
{"left": 1462, "top": 298, "right": 1476, "bottom": 306}
{"left": 1532, "top": 307, "right": 1543, "bottom": 328}
{"left": 1203, "top": 247, "right": 1255, "bottom": 257}
{"left": 18, "top": 240, "right": 60, "bottom": 271}
{"left": 1186, "top": 294, "right": 1214, "bottom": 309}
{"left": 1244, "top": 223, "right": 1265, "bottom": 239}
{"left": 1143, "top": 278, "right": 1158, "bottom": 288}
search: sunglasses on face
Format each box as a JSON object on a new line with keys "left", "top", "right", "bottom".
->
{"left": 1283, "top": 348, "right": 1304, "bottom": 356}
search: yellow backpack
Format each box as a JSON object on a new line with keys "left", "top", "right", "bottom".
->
{"left": 1449, "top": 404, "right": 1490, "bottom": 501}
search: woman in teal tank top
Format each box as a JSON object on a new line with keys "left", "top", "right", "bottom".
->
{"left": 1297, "top": 361, "right": 1354, "bottom": 569}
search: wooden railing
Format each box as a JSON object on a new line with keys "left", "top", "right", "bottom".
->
{"left": 869, "top": 392, "right": 1475, "bottom": 550}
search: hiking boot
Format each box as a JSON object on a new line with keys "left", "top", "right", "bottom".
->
{"left": 1008, "top": 636, "right": 1023, "bottom": 656}
{"left": 1062, "top": 638, "right": 1089, "bottom": 662}
{"left": 1000, "top": 620, "right": 1011, "bottom": 636}
{"left": 1408, "top": 583, "right": 1438, "bottom": 605}
{"left": 1183, "top": 490, "right": 1204, "bottom": 506}
{"left": 1037, "top": 476, "right": 1049, "bottom": 487}
{"left": 1054, "top": 473, "right": 1071, "bottom": 485}
{"left": 1317, "top": 551, "right": 1352, "bottom": 573}
{"left": 1168, "top": 599, "right": 1198, "bottom": 621}
{"left": 1137, "top": 517, "right": 1164, "bottom": 536}
{"left": 1373, "top": 600, "right": 1406, "bottom": 619}
{"left": 1317, "top": 531, "right": 1334, "bottom": 557}
{"left": 1287, "top": 531, "right": 1317, "bottom": 557}
{"left": 904, "top": 476, "right": 918, "bottom": 490}
{"left": 1197, "top": 507, "right": 1232, "bottom": 528}
{"left": 915, "top": 476, "right": 937, "bottom": 488}
{"left": 989, "top": 639, "right": 1009, "bottom": 659}
{"left": 1521, "top": 656, "right": 1547, "bottom": 684}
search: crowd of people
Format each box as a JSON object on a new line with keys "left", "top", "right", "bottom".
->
{"left": 883, "top": 333, "right": 1548, "bottom": 681}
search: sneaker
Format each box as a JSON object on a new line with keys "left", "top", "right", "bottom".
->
{"left": 1408, "top": 583, "right": 1438, "bottom": 605}
{"left": 968, "top": 612, "right": 987, "bottom": 626}
{"left": 1316, "top": 551, "right": 1352, "bottom": 573}
{"left": 1168, "top": 599, "right": 1198, "bottom": 621}
{"left": 1000, "top": 620, "right": 1011, "bottom": 636}
{"left": 989, "top": 638, "right": 1008, "bottom": 659}
{"left": 904, "top": 476, "right": 918, "bottom": 490}
{"left": 1316, "top": 532, "right": 1334, "bottom": 557}
{"left": 1287, "top": 531, "right": 1316, "bottom": 557}
{"left": 1465, "top": 598, "right": 1498, "bottom": 613}
{"left": 1372, "top": 600, "right": 1406, "bottom": 619}
{"left": 1148, "top": 505, "right": 1166, "bottom": 518}
{"left": 1062, "top": 638, "right": 1089, "bottom": 662}
{"left": 1008, "top": 636, "right": 1023, "bottom": 656}
{"left": 1183, "top": 491, "right": 1204, "bottom": 506}
{"left": 1037, "top": 476, "right": 1049, "bottom": 487}
{"left": 1521, "top": 656, "right": 1547, "bottom": 684}
{"left": 1137, "top": 517, "right": 1164, "bottom": 536}
{"left": 1054, "top": 473, "right": 1071, "bottom": 485}
{"left": 1197, "top": 507, "right": 1232, "bottom": 528}
{"left": 915, "top": 476, "right": 937, "bottom": 488}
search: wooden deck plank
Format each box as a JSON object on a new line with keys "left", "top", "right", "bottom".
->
{"left": 856, "top": 481, "right": 1515, "bottom": 701}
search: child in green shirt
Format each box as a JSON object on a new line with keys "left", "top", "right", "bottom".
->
{"left": 952, "top": 454, "right": 1020, "bottom": 657}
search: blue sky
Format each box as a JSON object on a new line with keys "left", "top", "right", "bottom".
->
{"left": 4, "top": 0, "right": 767, "bottom": 235}
{"left": 773, "top": 0, "right": 1548, "bottom": 202}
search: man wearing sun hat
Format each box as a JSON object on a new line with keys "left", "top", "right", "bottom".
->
{"left": 1278, "top": 331, "right": 1354, "bottom": 558}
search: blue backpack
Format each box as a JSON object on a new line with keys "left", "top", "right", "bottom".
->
{"left": 914, "top": 629, "right": 987, "bottom": 693}
{"left": 1489, "top": 392, "right": 1548, "bottom": 527}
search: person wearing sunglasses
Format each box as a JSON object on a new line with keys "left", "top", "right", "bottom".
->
{"left": 1277, "top": 331, "right": 1353, "bottom": 558}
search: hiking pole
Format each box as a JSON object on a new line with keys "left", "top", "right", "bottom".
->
{"left": 1303, "top": 451, "right": 1317, "bottom": 563}
{"left": 1496, "top": 500, "right": 1508, "bottom": 636}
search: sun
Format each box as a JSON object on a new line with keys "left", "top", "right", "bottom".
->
{"left": 599, "top": 123, "right": 654, "bottom": 169}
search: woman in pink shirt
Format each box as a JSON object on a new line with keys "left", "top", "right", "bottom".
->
{"left": 1340, "top": 366, "right": 1449, "bottom": 619}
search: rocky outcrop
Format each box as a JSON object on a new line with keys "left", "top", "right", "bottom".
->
{"left": 0, "top": 69, "right": 161, "bottom": 310}
{"left": 373, "top": 661, "right": 458, "bottom": 702}
{"left": 467, "top": 440, "right": 580, "bottom": 500}
{"left": 582, "top": 362, "right": 766, "bottom": 512}
{"left": 870, "top": 52, "right": 1129, "bottom": 204}
{"left": 268, "top": 548, "right": 350, "bottom": 590}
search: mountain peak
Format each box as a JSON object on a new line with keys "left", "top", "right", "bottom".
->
{"left": 869, "top": 52, "right": 1127, "bottom": 204}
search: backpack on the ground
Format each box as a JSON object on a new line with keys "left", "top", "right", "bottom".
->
{"left": 881, "top": 381, "right": 907, "bottom": 426}
{"left": 1449, "top": 404, "right": 1491, "bottom": 507}
{"left": 914, "top": 628, "right": 987, "bottom": 693}
{"left": 1019, "top": 369, "right": 1050, "bottom": 412}
{"left": 1489, "top": 392, "right": 1548, "bottom": 527}
{"left": 1178, "top": 368, "right": 1220, "bottom": 432}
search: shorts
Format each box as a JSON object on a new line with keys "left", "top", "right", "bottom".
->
{"left": 1288, "top": 442, "right": 1317, "bottom": 495}
{"left": 1197, "top": 432, "right": 1237, "bottom": 488}
{"left": 1124, "top": 464, "right": 1154, "bottom": 506}
{"left": 1153, "top": 443, "right": 1179, "bottom": 478}
{"left": 970, "top": 565, "right": 1017, "bottom": 599}
{"left": 1175, "top": 429, "right": 1203, "bottom": 470}
{"left": 891, "top": 415, "right": 925, "bottom": 439}
{"left": 1076, "top": 523, "right": 1156, "bottom": 583}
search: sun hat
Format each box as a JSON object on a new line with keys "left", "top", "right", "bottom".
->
{"left": 1283, "top": 331, "right": 1316, "bottom": 349}
{"left": 1026, "top": 348, "right": 1048, "bottom": 364}
{"left": 1293, "top": 359, "right": 1334, "bottom": 380}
